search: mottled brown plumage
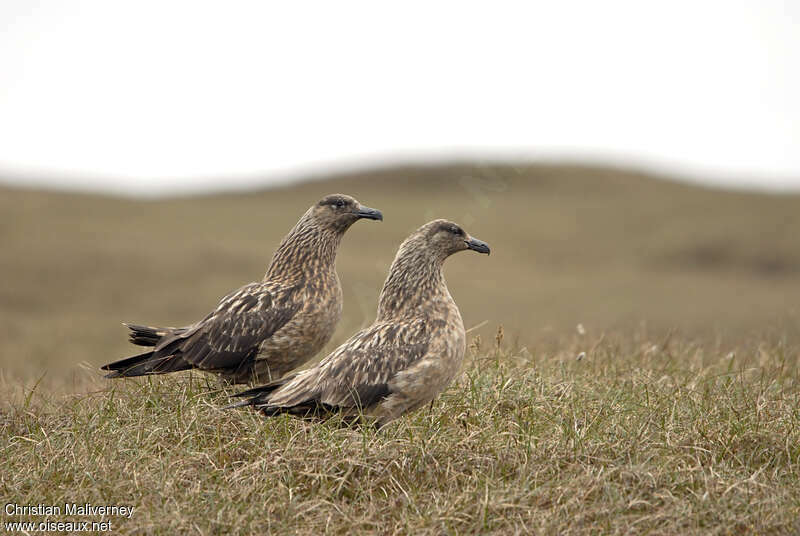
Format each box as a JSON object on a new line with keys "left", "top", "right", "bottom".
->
{"left": 101, "top": 194, "right": 382, "bottom": 383}
{"left": 231, "top": 219, "right": 490, "bottom": 426}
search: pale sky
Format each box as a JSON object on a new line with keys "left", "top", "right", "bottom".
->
{"left": 0, "top": 1, "right": 798, "bottom": 195}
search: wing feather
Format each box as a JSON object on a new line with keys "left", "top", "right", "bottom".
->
{"left": 153, "top": 282, "right": 301, "bottom": 371}
{"left": 265, "top": 318, "right": 436, "bottom": 409}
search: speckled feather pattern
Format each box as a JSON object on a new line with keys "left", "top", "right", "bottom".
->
{"left": 235, "top": 219, "right": 489, "bottom": 426}
{"left": 101, "top": 195, "right": 379, "bottom": 384}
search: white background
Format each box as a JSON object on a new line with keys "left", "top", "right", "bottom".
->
{"left": 1, "top": 1, "right": 798, "bottom": 195}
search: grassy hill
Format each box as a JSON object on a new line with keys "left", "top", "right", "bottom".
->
{"left": 1, "top": 163, "right": 798, "bottom": 388}
{"left": 2, "top": 163, "right": 800, "bottom": 534}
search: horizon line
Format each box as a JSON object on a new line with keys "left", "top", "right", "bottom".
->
{"left": 1, "top": 151, "right": 799, "bottom": 199}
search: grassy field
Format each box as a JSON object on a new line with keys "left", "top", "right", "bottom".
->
{"left": 2, "top": 163, "right": 800, "bottom": 533}
{"left": 3, "top": 335, "right": 799, "bottom": 534}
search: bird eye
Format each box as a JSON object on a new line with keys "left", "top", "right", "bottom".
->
{"left": 335, "top": 200, "right": 345, "bottom": 208}
{"left": 448, "top": 226, "right": 461, "bottom": 235}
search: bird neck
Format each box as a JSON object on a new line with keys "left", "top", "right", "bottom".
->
{"left": 264, "top": 214, "right": 342, "bottom": 282}
{"left": 376, "top": 244, "right": 448, "bottom": 320}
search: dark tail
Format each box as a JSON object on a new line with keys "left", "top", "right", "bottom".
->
{"left": 223, "top": 376, "right": 293, "bottom": 409}
{"left": 101, "top": 350, "right": 193, "bottom": 378}
{"left": 224, "top": 375, "right": 338, "bottom": 419}
{"left": 124, "top": 323, "right": 174, "bottom": 347}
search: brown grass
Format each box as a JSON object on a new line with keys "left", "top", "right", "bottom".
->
{"left": 2, "top": 333, "right": 799, "bottom": 534}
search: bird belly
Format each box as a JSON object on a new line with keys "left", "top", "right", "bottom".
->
{"left": 252, "top": 292, "right": 342, "bottom": 382}
{"left": 377, "top": 324, "right": 466, "bottom": 424}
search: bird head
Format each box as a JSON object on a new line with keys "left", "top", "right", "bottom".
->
{"left": 422, "top": 219, "right": 491, "bottom": 259}
{"left": 310, "top": 194, "right": 383, "bottom": 232}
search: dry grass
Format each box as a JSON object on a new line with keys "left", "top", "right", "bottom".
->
{"left": 2, "top": 163, "right": 800, "bottom": 533}
{"left": 2, "top": 330, "right": 799, "bottom": 534}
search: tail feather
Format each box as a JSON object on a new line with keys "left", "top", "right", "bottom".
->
{"left": 124, "top": 323, "right": 175, "bottom": 347}
{"left": 101, "top": 350, "right": 192, "bottom": 378}
{"left": 223, "top": 376, "right": 293, "bottom": 409}
{"left": 225, "top": 374, "right": 337, "bottom": 419}
{"left": 256, "top": 402, "right": 337, "bottom": 419}
{"left": 232, "top": 375, "right": 294, "bottom": 398}
{"left": 225, "top": 397, "right": 336, "bottom": 418}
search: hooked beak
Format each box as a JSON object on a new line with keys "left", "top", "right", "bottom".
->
{"left": 465, "top": 236, "right": 491, "bottom": 255}
{"left": 355, "top": 205, "right": 383, "bottom": 221}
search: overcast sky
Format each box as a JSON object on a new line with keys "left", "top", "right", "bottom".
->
{"left": 0, "top": 1, "right": 798, "bottom": 195}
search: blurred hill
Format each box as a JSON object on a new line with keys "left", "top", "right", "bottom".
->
{"left": 2, "top": 163, "right": 799, "bottom": 389}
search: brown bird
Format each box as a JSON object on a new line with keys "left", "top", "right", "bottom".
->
{"left": 230, "top": 219, "right": 490, "bottom": 426}
{"left": 101, "top": 194, "right": 382, "bottom": 384}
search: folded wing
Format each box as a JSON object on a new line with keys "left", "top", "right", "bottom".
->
{"left": 103, "top": 282, "right": 301, "bottom": 377}
{"left": 240, "top": 317, "right": 434, "bottom": 413}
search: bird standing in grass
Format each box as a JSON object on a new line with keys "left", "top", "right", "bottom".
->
{"left": 230, "top": 219, "right": 490, "bottom": 426}
{"left": 101, "top": 194, "right": 382, "bottom": 384}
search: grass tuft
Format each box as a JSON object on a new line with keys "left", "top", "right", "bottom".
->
{"left": 2, "top": 333, "right": 799, "bottom": 534}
